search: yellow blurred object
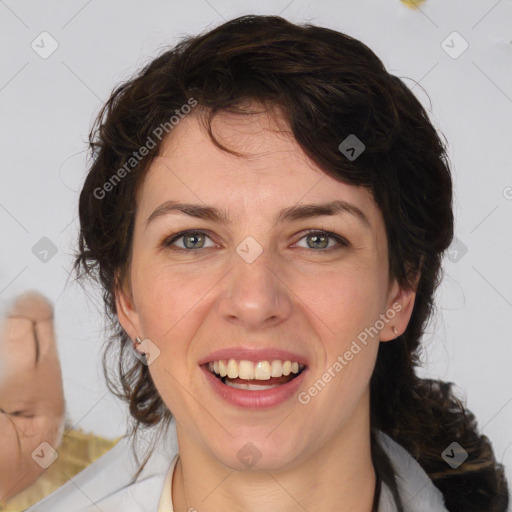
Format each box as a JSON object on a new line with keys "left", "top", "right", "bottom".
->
{"left": 3, "top": 429, "right": 121, "bottom": 512}
{"left": 400, "top": 0, "right": 426, "bottom": 8}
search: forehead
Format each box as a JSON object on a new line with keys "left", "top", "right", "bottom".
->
{"left": 137, "top": 107, "right": 382, "bottom": 229}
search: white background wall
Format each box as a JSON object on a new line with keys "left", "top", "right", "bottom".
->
{"left": 1, "top": 0, "right": 511, "bottom": 488}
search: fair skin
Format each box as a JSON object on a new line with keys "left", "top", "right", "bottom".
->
{"left": 116, "top": 104, "right": 417, "bottom": 512}
{"left": 0, "top": 293, "right": 64, "bottom": 505}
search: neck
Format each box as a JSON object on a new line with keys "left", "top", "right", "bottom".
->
{"left": 171, "top": 390, "right": 377, "bottom": 512}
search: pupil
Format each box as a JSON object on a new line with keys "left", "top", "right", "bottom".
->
{"left": 309, "top": 234, "right": 327, "bottom": 249}
{"left": 185, "top": 233, "right": 203, "bottom": 249}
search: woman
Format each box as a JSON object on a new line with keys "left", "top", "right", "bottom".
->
{"left": 27, "top": 14, "right": 508, "bottom": 512}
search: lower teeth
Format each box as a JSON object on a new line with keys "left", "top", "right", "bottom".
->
{"left": 223, "top": 379, "right": 281, "bottom": 391}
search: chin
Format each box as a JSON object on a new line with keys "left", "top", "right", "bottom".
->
{"left": 208, "top": 435, "right": 304, "bottom": 474}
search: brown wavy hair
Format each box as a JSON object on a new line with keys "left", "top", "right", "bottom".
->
{"left": 74, "top": 14, "right": 509, "bottom": 511}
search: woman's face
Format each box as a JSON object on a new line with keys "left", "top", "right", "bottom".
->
{"left": 117, "top": 105, "right": 415, "bottom": 471}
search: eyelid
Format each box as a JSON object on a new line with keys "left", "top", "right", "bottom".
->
{"left": 1, "top": 408, "right": 34, "bottom": 418}
{"left": 162, "top": 228, "right": 348, "bottom": 252}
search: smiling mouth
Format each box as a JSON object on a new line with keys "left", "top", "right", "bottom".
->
{"left": 204, "top": 359, "right": 306, "bottom": 390}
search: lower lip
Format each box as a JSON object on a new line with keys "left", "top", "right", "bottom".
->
{"left": 200, "top": 365, "right": 307, "bottom": 409}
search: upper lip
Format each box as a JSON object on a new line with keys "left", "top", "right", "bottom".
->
{"left": 198, "top": 347, "right": 309, "bottom": 366}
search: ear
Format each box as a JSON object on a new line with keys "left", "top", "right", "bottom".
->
{"left": 115, "top": 281, "right": 144, "bottom": 355}
{"left": 379, "top": 271, "right": 420, "bottom": 342}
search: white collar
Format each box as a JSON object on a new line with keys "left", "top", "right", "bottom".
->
{"left": 155, "top": 428, "right": 448, "bottom": 512}
{"left": 157, "top": 453, "right": 178, "bottom": 511}
{"left": 26, "top": 419, "right": 448, "bottom": 512}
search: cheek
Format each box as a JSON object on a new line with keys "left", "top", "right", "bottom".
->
{"left": 134, "top": 269, "right": 204, "bottom": 402}
{"left": 300, "top": 264, "right": 385, "bottom": 343}
{"left": 0, "top": 415, "right": 20, "bottom": 469}
{"left": 137, "top": 270, "right": 206, "bottom": 350}
{"left": 296, "top": 266, "right": 383, "bottom": 407}
{"left": 0, "top": 415, "right": 46, "bottom": 497}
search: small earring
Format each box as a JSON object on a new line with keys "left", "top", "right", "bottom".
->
{"left": 392, "top": 326, "right": 398, "bottom": 336}
{"left": 135, "top": 336, "right": 142, "bottom": 344}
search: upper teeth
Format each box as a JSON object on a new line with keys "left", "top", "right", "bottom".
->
{"left": 208, "top": 359, "right": 305, "bottom": 380}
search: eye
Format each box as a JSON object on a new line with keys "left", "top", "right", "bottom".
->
{"left": 10, "top": 410, "right": 29, "bottom": 417}
{"left": 0, "top": 408, "right": 34, "bottom": 418}
{"left": 294, "top": 230, "right": 348, "bottom": 251}
{"left": 163, "top": 229, "right": 348, "bottom": 253}
{"left": 163, "top": 230, "right": 216, "bottom": 252}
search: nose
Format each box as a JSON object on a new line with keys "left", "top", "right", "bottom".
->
{"left": 216, "top": 246, "right": 293, "bottom": 331}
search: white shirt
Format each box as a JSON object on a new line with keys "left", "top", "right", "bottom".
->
{"left": 157, "top": 454, "right": 178, "bottom": 511}
{"left": 26, "top": 417, "right": 448, "bottom": 512}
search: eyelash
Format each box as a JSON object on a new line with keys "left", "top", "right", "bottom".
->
{"left": 162, "top": 229, "right": 348, "bottom": 254}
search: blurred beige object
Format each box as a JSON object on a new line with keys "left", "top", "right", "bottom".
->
{"left": 400, "top": 0, "right": 426, "bottom": 8}
{"left": 3, "top": 429, "right": 121, "bottom": 511}
{"left": 0, "top": 292, "right": 65, "bottom": 506}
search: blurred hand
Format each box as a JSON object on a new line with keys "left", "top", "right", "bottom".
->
{"left": 0, "top": 292, "right": 65, "bottom": 505}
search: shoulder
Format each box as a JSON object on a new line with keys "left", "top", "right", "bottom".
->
{"left": 376, "top": 430, "right": 449, "bottom": 512}
{"left": 26, "top": 422, "right": 448, "bottom": 512}
{"left": 24, "top": 421, "right": 179, "bottom": 512}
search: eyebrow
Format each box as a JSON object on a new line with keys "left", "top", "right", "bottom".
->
{"left": 146, "top": 199, "right": 371, "bottom": 229}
